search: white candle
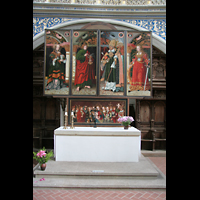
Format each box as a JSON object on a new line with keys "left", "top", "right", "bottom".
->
{"left": 65, "top": 112, "right": 68, "bottom": 116}
{"left": 71, "top": 111, "right": 74, "bottom": 116}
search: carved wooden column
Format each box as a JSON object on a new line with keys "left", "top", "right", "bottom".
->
{"left": 152, "top": 129, "right": 156, "bottom": 151}
{"left": 136, "top": 100, "right": 141, "bottom": 129}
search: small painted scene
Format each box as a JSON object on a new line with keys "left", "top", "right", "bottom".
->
{"left": 70, "top": 99, "right": 126, "bottom": 125}
{"left": 72, "top": 31, "right": 97, "bottom": 95}
{"left": 100, "top": 31, "right": 125, "bottom": 95}
{"left": 127, "top": 32, "right": 151, "bottom": 96}
{"left": 44, "top": 30, "right": 70, "bottom": 95}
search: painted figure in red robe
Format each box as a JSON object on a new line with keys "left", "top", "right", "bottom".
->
{"left": 111, "top": 106, "right": 118, "bottom": 123}
{"left": 76, "top": 106, "right": 86, "bottom": 122}
{"left": 129, "top": 45, "right": 150, "bottom": 91}
{"left": 74, "top": 44, "right": 95, "bottom": 91}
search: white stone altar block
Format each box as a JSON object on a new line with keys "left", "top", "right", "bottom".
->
{"left": 54, "top": 127, "right": 141, "bottom": 162}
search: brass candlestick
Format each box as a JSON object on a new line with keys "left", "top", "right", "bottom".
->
{"left": 63, "top": 113, "right": 68, "bottom": 129}
{"left": 71, "top": 113, "right": 74, "bottom": 129}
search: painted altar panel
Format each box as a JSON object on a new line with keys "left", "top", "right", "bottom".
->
{"left": 44, "top": 29, "right": 70, "bottom": 95}
{"left": 43, "top": 29, "right": 153, "bottom": 98}
{"left": 68, "top": 98, "right": 127, "bottom": 126}
{"left": 72, "top": 30, "right": 97, "bottom": 95}
{"left": 100, "top": 31, "right": 125, "bottom": 96}
{"left": 127, "top": 32, "right": 152, "bottom": 97}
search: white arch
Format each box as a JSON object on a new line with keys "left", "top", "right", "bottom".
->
{"left": 33, "top": 18, "right": 166, "bottom": 53}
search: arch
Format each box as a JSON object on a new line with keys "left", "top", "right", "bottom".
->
{"left": 33, "top": 18, "right": 166, "bottom": 53}
{"left": 81, "top": 21, "right": 117, "bottom": 30}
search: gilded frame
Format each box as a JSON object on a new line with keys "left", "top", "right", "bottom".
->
{"left": 43, "top": 29, "right": 152, "bottom": 98}
{"left": 44, "top": 29, "right": 71, "bottom": 96}
{"left": 68, "top": 98, "right": 127, "bottom": 126}
{"left": 126, "top": 31, "right": 152, "bottom": 97}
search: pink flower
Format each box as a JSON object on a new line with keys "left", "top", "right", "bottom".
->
{"left": 37, "top": 150, "right": 46, "bottom": 157}
{"left": 117, "top": 116, "right": 134, "bottom": 124}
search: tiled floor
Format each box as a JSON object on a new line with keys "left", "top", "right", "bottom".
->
{"left": 33, "top": 157, "right": 166, "bottom": 200}
{"left": 148, "top": 157, "right": 166, "bottom": 176}
{"left": 33, "top": 188, "right": 166, "bottom": 200}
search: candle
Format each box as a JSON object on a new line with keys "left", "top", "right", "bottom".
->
{"left": 71, "top": 111, "right": 74, "bottom": 116}
{"left": 65, "top": 112, "right": 68, "bottom": 116}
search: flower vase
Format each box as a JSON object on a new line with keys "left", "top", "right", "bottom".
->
{"left": 40, "top": 163, "right": 46, "bottom": 171}
{"left": 124, "top": 125, "right": 129, "bottom": 130}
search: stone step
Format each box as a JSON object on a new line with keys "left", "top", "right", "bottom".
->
{"left": 33, "top": 174, "right": 166, "bottom": 189}
{"left": 33, "top": 156, "right": 166, "bottom": 189}
{"left": 34, "top": 155, "right": 159, "bottom": 179}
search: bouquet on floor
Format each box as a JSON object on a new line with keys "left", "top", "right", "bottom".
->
{"left": 33, "top": 147, "right": 54, "bottom": 165}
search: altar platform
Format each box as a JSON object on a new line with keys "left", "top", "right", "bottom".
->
{"left": 33, "top": 155, "right": 166, "bottom": 189}
{"left": 34, "top": 126, "right": 165, "bottom": 189}
{"left": 54, "top": 126, "right": 141, "bottom": 162}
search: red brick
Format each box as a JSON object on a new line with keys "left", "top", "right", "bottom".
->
{"left": 158, "top": 192, "right": 166, "bottom": 198}
{"left": 124, "top": 192, "right": 135, "bottom": 198}
{"left": 117, "top": 192, "right": 126, "bottom": 198}
{"left": 33, "top": 189, "right": 166, "bottom": 200}
{"left": 150, "top": 192, "right": 160, "bottom": 198}
{"left": 53, "top": 196, "right": 63, "bottom": 200}
{"left": 134, "top": 192, "right": 143, "bottom": 198}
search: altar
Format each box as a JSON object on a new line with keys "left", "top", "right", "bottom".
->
{"left": 54, "top": 127, "right": 141, "bottom": 162}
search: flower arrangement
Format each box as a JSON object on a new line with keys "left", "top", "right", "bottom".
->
{"left": 117, "top": 116, "right": 134, "bottom": 127}
{"left": 33, "top": 147, "right": 54, "bottom": 165}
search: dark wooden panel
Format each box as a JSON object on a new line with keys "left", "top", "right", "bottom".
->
{"left": 154, "top": 101, "right": 165, "bottom": 122}
{"left": 140, "top": 101, "right": 150, "bottom": 122}
{"left": 33, "top": 99, "right": 41, "bottom": 119}
{"left": 46, "top": 99, "right": 56, "bottom": 120}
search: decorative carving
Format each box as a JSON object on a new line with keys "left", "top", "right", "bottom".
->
{"left": 59, "top": 98, "right": 66, "bottom": 111}
{"left": 33, "top": 18, "right": 166, "bottom": 41}
{"left": 153, "top": 90, "right": 166, "bottom": 98}
{"left": 33, "top": 0, "right": 166, "bottom": 5}
{"left": 33, "top": 61, "right": 40, "bottom": 68}
{"left": 75, "top": 0, "right": 96, "bottom": 4}
{"left": 152, "top": 58, "right": 158, "bottom": 79}
{"left": 101, "top": 0, "right": 122, "bottom": 5}
{"left": 152, "top": 57, "right": 166, "bottom": 78}
{"left": 126, "top": 0, "right": 145, "bottom": 5}
{"left": 33, "top": 86, "right": 43, "bottom": 96}
{"left": 152, "top": 47, "right": 164, "bottom": 54}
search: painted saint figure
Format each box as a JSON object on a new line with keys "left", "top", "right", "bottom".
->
{"left": 101, "top": 40, "right": 124, "bottom": 92}
{"left": 129, "top": 45, "right": 150, "bottom": 91}
{"left": 45, "top": 44, "right": 66, "bottom": 90}
{"left": 74, "top": 44, "right": 95, "bottom": 91}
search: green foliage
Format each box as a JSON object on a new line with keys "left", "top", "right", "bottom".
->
{"left": 33, "top": 147, "right": 54, "bottom": 165}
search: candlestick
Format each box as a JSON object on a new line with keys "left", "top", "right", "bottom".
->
{"left": 70, "top": 113, "right": 74, "bottom": 129}
{"left": 63, "top": 112, "right": 68, "bottom": 129}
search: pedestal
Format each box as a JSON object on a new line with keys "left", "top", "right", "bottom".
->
{"left": 54, "top": 127, "right": 141, "bottom": 162}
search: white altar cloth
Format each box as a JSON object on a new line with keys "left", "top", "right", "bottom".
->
{"left": 54, "top": 126, "right": 141, "bottom": 162}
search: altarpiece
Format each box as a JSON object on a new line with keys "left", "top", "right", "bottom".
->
{"left": 43, "top": 29, "right": 152, "bottom": 126}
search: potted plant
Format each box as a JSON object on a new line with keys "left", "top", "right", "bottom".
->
{"left": 33, "top": 147, "right": 54, "bottom": 170}
{"left": 117, "top": 116, "right": 134, "bottom": 129}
